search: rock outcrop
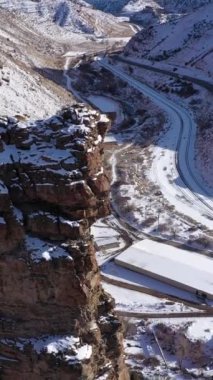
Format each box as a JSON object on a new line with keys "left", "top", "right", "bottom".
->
{"left": 0, "top": 104, "right": 129, "bottom": 380}
{"left": 154, "top": 322, "right": 213, "bottom": 367}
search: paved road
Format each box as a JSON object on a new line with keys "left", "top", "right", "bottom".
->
{"left": 99, "top": 60, "right": 213, "bottom": 229}
{"left": 115, "top": 55, "right": 213, "bottom": 92}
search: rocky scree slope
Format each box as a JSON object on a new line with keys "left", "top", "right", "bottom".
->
{"left": 0, "top": 104, "right": 129, "bottom": 380}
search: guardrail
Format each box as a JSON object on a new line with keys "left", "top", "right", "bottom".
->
{"left": 117, "top": 310, "right": 213, "bottom": 318}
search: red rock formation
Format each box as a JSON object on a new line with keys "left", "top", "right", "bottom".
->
{"left": 0, "top": 105, "right": 129, "bottom": 380}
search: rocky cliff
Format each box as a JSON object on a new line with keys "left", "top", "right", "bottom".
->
{"left": 0, "top": 104, "right": 129, "bottom": 380}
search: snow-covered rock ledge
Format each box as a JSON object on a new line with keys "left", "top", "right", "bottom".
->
{"left": 0, "top": 104, "right": 129, "bottom": 380}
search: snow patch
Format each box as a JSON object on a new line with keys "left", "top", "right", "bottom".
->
{"left": 25, "top": 236, "right": 72, "bottom": 263}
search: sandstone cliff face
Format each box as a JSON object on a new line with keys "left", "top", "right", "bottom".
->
{"left": 0, "top": 105, "right": 129, "bottom": 380}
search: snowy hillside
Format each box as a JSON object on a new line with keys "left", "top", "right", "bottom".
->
{"left": 85, "top": 0, "right": 212, "bottom": 14}
{"left": 123, "top": 2, "right": 213, "bottom": 78}
{"left": 0, "top": 0, "right": 129, "bottom": 37}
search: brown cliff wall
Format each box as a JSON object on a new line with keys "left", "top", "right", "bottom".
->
{"left": 0, "top": 105, "right": 129, "bottom": 380}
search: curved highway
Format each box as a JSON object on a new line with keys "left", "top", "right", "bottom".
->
{"left": 99, "top": 60, "right": 213, "bottom": 229}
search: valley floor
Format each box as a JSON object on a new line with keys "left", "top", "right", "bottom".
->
{"left": 0, "top": 2, "right": 212, "bottom": 378}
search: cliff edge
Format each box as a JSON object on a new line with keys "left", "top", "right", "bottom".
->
{"left": 0, "top": 104, "right": 129, "bottom": 380}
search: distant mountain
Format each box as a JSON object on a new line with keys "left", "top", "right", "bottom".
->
{"left": 1, "top": 0, "right": 211, "bottom": 35}
{"left": 85, "top": 0, "right": 129, "bottom": 13}
{"left": 84, "top": 0, "right": 212, "bottom": 15}
{"left": 0, "top": 0, "right": 127, "bottom": 36}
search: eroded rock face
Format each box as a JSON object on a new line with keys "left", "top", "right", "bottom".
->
{"left": 0, "top": 105, "right": 129, "bottom": 380}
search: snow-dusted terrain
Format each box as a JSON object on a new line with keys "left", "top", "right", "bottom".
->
{"left": 115, "top": 239, "right": 213, "bottom": 299}
{"left": 0, "top": 0, "right": 133, "bottom": 118}
{"left": 124, "top": 2, "right": 213, "bottom": 79}
{"left": 0, "top": 0, "right": 131, "bottom": 38}
{"left": 123, "top": 317, "right": 213, "bottom": 379}
{"left": 120, "top": 1, "right": 213, "bottom": 193}
{"left": 85, "top": 0, "right": 212, "bottom": 15}
{"left": 100, "top": 60, "right": 213, "bottom": 229}
{"left": 1, "top": 0, "right": 212, "bottom": 378}
{"left": 103, "top": 282, "right": 199, "bottom": 314}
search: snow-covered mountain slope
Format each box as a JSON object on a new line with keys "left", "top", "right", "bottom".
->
{"left": 84, "top": 0, "right": 213, "bottom": 30}
{"left": 0, "top": 0, "right": 133, "bottom": 118}
{"left": 85, "top": 0, "right": 212, "bottom": 15}
{"left": 0, "top": 6, "right": 74, "bottom": 119}
{"left": 0, "top": 0, "right": 130, "bottom": 38}
{"left": 123, "top": 2, "right": 213, "bottom": 78}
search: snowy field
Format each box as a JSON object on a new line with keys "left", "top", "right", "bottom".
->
{"left": 88, "top": 95, "right": 124, "bottom": 124}
{"left": 103, "top": 282, "right": 199, "bottom": 314}
{"left": 115, "top": 239, "right": 213, "bottom": 299}
{"left": 102, "top": 261, "right": 212, "bottom": 305}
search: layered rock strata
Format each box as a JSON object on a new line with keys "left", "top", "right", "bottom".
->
{"left": 0, "top": 104, "right": 129, "bottom": 380}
